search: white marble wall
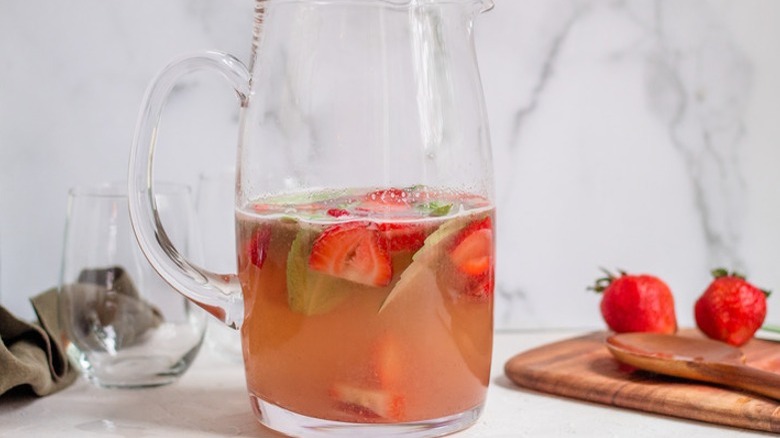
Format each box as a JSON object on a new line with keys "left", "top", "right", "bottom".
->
{"left": 1, "top": 0, "right": 779, "bottom": 330}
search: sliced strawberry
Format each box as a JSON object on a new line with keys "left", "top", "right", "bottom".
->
{"left": 246, "top": 225, "right": 272, "bottom": 269}
{"left": 294, "top": 201, "right": 329, "bottom": 212}
{"left": 331, "top": 336, "right": 406, "bottom": 420}
{"left": 377, "top": 222, "right": 428, "bottom": 252}
{"left": 251, "top": 203, "right": 273, "bottom": 213}
{"left": 447, "top": 217, "right": 494, "bottom": 300}
{"left": 367, "top": 188, "right": 409, "bottom": 204}
{"left": 330, "top": 383, "right": 404, "bottom": 421}
{"left": 308, "top": 222, "right": 392, "bottom": 287}
{"left": 449, "top": 217, "right": 493, "bottom": 277}
{"left": 467, "top": 272, "right": 494, "bottom": 300}
{"left": 371, "top": 335, "right": 403, "bottom": 388}
{"left": 327, "top": 208, "right": 350, "bottom": 218}
{"left": 357, "top": 188, "right": 412, "bottom": 213}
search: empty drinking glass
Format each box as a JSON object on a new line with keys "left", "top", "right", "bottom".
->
{"left": 58, "top": 182, "right": 207, "bottom": 388}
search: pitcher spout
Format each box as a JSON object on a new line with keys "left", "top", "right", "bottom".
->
{"left": 476, "top": 0, "right": 494, "bottom": 14}
{"left": 407, "top": 0, "right": 493, "bottom": 14}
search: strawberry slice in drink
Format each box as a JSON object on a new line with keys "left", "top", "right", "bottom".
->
{"left": 449, "top": 217, "right": 492, "bottom": 276}
{"left": 448, "top": 216, "right": 494, "bottom": 299}
{"left": 330, "top": 335, "right": 406, "bottom": 421}
{"left": 309, "top": 222, "right": 393, "bottom": 287}
{"left": 355, "top": 188, "right": 412, "bottom": 214}
{"left": 241, "top": 225, "right": 272, "bottom": 269}
{"left": 327, "top": 208, "right": 350, "bottom": 218}
{"left": 329, "top": 384, "right": 405, "bottom": 421}
{"left": 377, "top": 222, "right": 428, "bottom": 253}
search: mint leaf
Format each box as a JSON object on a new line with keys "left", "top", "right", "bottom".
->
{"left": 416, "top": 201, "right": 453, "bottom": 217}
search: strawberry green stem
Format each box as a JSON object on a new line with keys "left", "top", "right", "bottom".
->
{"left": 711, "top": 267, "right": 745, "bottom": 279}
{"left": 587, "top": 267, "right": 622, "bottom": 293}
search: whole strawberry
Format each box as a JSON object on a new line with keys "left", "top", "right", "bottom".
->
{"left": 695, "top": 269, "right": 770, "bottom": 346}
{"left": 590, "top": 269, "right": 677, "bottom": 334}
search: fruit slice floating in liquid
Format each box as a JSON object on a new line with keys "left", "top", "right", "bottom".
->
{"left": 241, "top": 225, "right": 272, "bottom": 269}
{"left": 449, "top": 216, "right": 492, "bottom": 276}
{"left": 309, "top": 222, "right": 393, "bottom": 287}
{"left": 287, "top": 230, "right": 354, "bottom": 315}
{"left": 448, "top": 216, "right": 494, "bottom": 299}
{"left": 329, "top": 383, "right": 405, "bottom": 421}
{"left": 330, "top": 335, "right": 406, "bottom": 420}
{"left": 377, "top": 222, "right": 428, "bottom": 253}
{"left": 357, "top": 188, "right": 412, "bottom": 213}
{"left": 378, "top": 217, "right": 472, "bottom": 312}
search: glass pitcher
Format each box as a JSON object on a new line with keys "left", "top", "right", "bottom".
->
{"left": 129, "top": 0, "right": 495, "bottom": 436}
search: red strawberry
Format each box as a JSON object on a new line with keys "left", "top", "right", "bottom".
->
{"left": 308, "top": 222, "right": 392, "bottom": 287}
{"left": 468, "top": 272, "right": 494, "bottom": 300}
{"left": 251, "top": 203, "right": 273, "bottom": 213}
{"left": 357, "top": 188, "right": 412, "bottom": 213}
{"left": 377, "top": 222, "right": 427, "bottom": 252}
{"left": 591, "top": 269, "right": 677, "bottom": 334}
{"left": 245, "top": 226, "right": 271, "bottom": 269}
{"left": 367, "top": 188, "right": 409, "bottom": 204}
{"left": 330, "top": 336, "right": 406, "bottom": 420}
{"left": 329, "top": 383, "right": 404, "bottom": 420}
{"left": 447, "top": 216, "right": 494, "bottom": 300}
{"left": 449, "top": 216, "right": 493, "bottom": 277}
{"left": 295, "top": 201, "right": 328, "bottom": 212}
{"left": 370, "top": 335, "right": 403, "bottom": 388}
{"left": 695, "top": 269, "right": 770, "bottom": 346}
{"left": 327, "top": 208, "right": 350, "bottom": 218}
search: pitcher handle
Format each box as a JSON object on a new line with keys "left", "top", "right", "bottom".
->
{"left": 128, "top": 51, "right": 250, "bottom": 329}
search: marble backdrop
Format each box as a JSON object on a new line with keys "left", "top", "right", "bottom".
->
{"left": 1, "top": 0, "right": 778, "bottom": 330}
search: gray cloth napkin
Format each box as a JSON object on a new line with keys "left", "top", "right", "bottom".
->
{"left": 1, "top": 266, "right": 164, "bottom": 398}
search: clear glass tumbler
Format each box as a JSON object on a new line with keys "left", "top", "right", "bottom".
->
{"left": 58, "top": 182, "right": 207, "bottom": 388}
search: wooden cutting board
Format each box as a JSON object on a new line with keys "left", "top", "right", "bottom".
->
{"left": 504, "top": 330, "right": 780, "bottom": 433}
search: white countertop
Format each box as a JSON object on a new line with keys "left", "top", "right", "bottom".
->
{"left": 0, "top": 330, "right": 769, "bottom": 437}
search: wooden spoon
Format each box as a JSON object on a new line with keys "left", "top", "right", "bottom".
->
{"left": 606, "top": 332, "right": 780, "bottom": 400}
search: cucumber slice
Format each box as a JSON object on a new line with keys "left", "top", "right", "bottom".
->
{"left": 286, "top": 230, "right": 354, "bottom": 315}
{"left": 378, "top": 217, "right": 469, "bottom": 312}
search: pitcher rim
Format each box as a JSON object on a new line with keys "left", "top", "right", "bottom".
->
{"left": 68, "top": 181, "right": 192, "bottom": 199}
{"left": 262, "top": 0, "right": 494, "bottom": 11}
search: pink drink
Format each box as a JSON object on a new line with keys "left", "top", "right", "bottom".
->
{"left": 236, "top": 186, "right": 494, "bottom": 423}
